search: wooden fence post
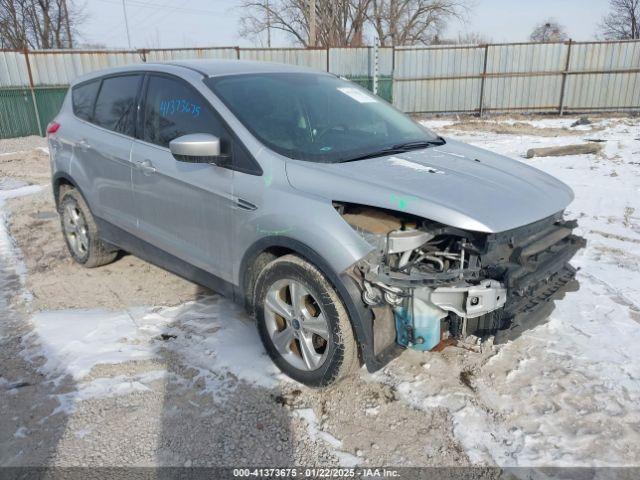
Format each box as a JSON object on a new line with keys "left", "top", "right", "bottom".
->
{"left": 558, "top": 40, "right": 573, "bottom": 115}
{"left": 373, "top": 41, "right": 379, "bottom": 95}
{"left": 478, "top": 44, "right": 489, "bottom": 117}
{"left": 391, "top": 46, "right": 396, "bottom": 106}
{"left": 23, "top": 48, "right": 43, "bottom": 137}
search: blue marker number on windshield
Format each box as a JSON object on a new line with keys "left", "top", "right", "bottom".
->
{"left": 160, "top": 99, "right": 201, "bottom": 118}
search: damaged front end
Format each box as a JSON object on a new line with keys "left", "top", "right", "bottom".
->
{"left": 336, "top": 203, "right": 586, "bottom": 356}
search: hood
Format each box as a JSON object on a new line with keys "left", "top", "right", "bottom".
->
{"left": 284, "top": 138, "right": 574, "bottom": 233}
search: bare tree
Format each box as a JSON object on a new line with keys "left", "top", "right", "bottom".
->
{"left": 529, "top": 18, "right": 569, "bottom": 42}
{"left": 76, "top": 41, "right": 107, "bottom": 49}
{"left": 368, "top": 0, "right": 470, "bottom": 46}
{"left": 239, "top": 0, "right": 371, "bottom": 47}
{"left": 0, "top": 0, "right": 83, "bottom": 49}
{"left": 600, "top": 0, "right": 639, "bottom": 39}
{"left": 454, "top": 31, "right": 490, "bottom": 44}
{"left": 426, "top": 31, "right": 489, "bottom": 45}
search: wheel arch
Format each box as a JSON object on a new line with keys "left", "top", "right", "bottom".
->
{"left": 239, "top": 236, "right": 398, "bottom": 371}
{"left": 52, "top": 172, "right": 84, "bottom": 209}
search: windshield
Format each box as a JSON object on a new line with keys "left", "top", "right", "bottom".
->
{"left": 205, "top": 73, "right": 441, "bottom": 163}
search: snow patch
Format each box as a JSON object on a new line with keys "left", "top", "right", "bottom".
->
{"left": 388, "top": 156, "right": 444, "bottom": 174}
{"left": 20, "top": 296, "right": 281, "bottom": 406}
{"left": 52, "top": 370, "right": 167, "bottom": 416}
{"left": 0, "top": 183, "right": 43, "bottom": 295}
{"left": 74, "top": 427, "right": 92, "bottom": 439}
{"left": 23, "top": 308, "right": 156, "bottom": 381}
{"left": 294, "top": 408, "right": 361, "bottom": 467}
{"left": 364, "top": 406, "right": 380, "bottom": 416}
{"left": 381, "top": 118, "right": 640, "bottom": 467}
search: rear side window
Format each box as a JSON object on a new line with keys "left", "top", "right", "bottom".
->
{"left": 72, "top": 80, "right": 100, "bottom": 121}
{"left": 93, "top": 75, "right": 142, "bottom": 136}
{"left": 141, "top": 75, "right": 228, "bottom": 149}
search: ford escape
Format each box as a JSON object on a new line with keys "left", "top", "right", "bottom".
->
{"left": 47, "top": 60, "right": 585, "bottom": 386}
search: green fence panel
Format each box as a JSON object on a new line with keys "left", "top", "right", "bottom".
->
{"left": 34, "top": 87, "right": 69, "bottom": 134}
{"left": 0, "top": 88, "right": 40, "bottom": 138}
{"left": 2, "top": 79, "right": 394, "bottom": 139}
{"left": 346, "top": 75, "right": 393, "bottom": 103}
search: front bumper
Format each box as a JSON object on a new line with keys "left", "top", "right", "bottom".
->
{"left": 464, "top": 223, "right": 586, "bottom": 340}
{"left": 396, "top": 218, "right": 586, "bottom": 350}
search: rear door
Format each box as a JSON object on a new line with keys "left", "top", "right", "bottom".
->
{"left": 130, "top": 74, "right": 235, "bottom": 281}
{"left": 73, "top": 74, "right": 142, "bottom": 232}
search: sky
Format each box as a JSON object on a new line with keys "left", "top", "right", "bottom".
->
{"left": 78, "top": 0, "right": 612, "bottom": 49}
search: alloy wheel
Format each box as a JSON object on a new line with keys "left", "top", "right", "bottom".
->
{"left": 62, "top": 202, "right": 89, "bottom": 258}
{"left": 264, "top": 279, "right": 331, "bottom": 371}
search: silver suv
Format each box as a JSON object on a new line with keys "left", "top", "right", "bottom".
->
{"left": 48, "top": 60, "right": 585, "bottom": 386}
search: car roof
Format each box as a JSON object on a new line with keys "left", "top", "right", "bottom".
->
{"left": 71, "top": 59, "right": 328, "bottom": 85}
{"left": 165, "top": 59, "right": 324, "bottom": 77}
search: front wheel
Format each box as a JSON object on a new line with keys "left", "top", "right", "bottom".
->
{"left": 254, "top": 254, "right": 360, "bottom": 387}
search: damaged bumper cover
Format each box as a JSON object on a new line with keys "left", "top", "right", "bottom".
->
{"left": 394, "top": 280, "right": 507, "bottom": 351}
{"left": 339, "top": 204, "right": 586, "bottom": 359}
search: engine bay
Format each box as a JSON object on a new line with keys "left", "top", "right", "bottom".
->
{"left": 335, "top": 202, "right": 586, "bottom": 353}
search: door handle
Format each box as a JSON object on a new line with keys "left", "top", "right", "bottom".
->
{"left": 136, "top": 159, "right": 157, "bottom": 175}
{"left": 235, "top": 198, "right": 257, "bottom": 211}
{"left": 77, "top": 139, "right": 90, "bottom": 151}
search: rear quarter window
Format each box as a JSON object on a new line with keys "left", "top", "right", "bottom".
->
{"left": 72, "top": 80, "right": 100, "bottom": 121}
{"left": 93, "top": 74, "right": 142, "bottom": 136}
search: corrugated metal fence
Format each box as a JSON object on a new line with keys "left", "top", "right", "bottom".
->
{"left": 0, "top": 40, "right": 638, "bottom": 138}
{"left": 0, "top": 46, "right": 391, "bottom": 138}
{"left": 393, "top": 40, "right": 640, "bottom": 114}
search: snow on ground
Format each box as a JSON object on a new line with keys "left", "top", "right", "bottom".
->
{"left": 2, "top": 117, "right": 640, "bottom": 466}
{"left": 0, "top": 182, "right": 43, "bottom": 291}
{"left": 384, "top": 117, "right": 640, "bottom": 466}
{"left": 1, "top": 178, "right": 282, "bottom": 409}
{"left": 293, "top": 409, "right": 361, "bottom": 467}
{"left": 19, "top": 298, "right": 283, "bottom": 413}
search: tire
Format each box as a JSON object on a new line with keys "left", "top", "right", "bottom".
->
{"left": 58, "top": 188, "right": 118, "bottom": 268}
{"left": 254, "top": 254, "right": 360, "bottom": 387}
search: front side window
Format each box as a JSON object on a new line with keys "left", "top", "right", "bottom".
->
{"left": 141, "top": 75, "right": 228, "bottom": 150}
{"left": 72, "top": 79, "right": 100, "bottom": 121}
{"left": 93, "top": 75, "right": 142, "bottom": 136}
{"left": 206, "top": 73, "right": 441, "bottom": 163}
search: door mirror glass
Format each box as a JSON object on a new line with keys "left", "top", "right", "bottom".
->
{"left": 169, "top": 133, "right": 230, "bottom": 166}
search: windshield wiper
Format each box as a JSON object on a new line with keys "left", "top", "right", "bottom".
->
{"left": 391, "top": 138, "right": 445, "bottom": 150}
{"left": 339, "top": 137, "right": 446, "bottom": 163}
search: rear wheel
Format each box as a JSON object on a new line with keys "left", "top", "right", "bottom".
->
{"left": 59, "top": 188, "right": 118, "bottom": 268}
{"left": 254, "top": 254, "right": 359, "bottom": 387}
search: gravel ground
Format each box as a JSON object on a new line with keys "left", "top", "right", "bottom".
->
{"left": 0, "top": 135, "right": 47, "bottom": 155}
{"left": 1, "top": 117, "right": 639, "bottom": 468}
{"left": 0, "top": 139, "right": 468, "bottom": 467}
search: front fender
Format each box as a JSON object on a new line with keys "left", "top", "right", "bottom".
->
{"left": 239, "top": 235, "right": 401, "bottom": 373}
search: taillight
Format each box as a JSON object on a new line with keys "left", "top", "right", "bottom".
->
{"left": 47, "top": 121, "right": 60, "bottom": 135}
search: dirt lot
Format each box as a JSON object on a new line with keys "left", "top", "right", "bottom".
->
{"left": 1, "top": 117, "right": 639, "bottom": 468}
{"left": 0, "top": 144, "right": 467, "bottom": 467}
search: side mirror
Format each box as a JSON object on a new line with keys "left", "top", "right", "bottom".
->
{"left": 169, "top": 133, "right": 231, "bottom": 167}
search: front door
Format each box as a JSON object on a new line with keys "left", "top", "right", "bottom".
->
{"left": 131, "top": 74, "right": 235, "bottom": 282}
